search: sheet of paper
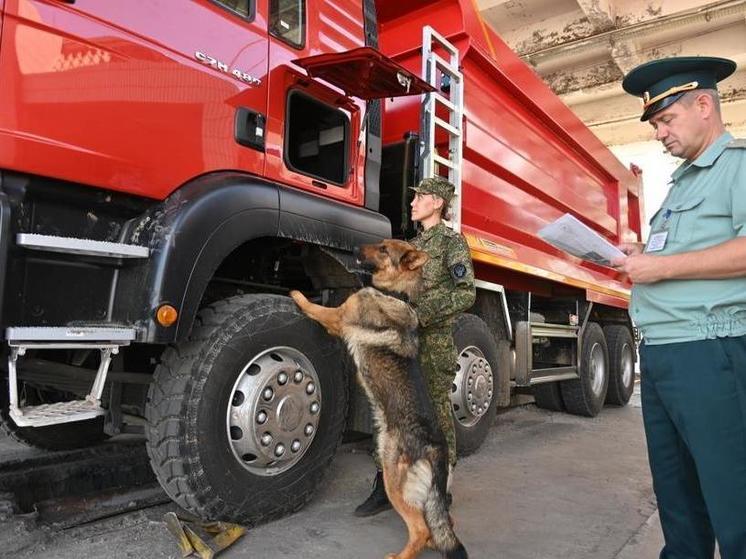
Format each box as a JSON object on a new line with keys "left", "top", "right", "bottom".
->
{"left": 538, "top": 213, "right": 624, "bottom": 267}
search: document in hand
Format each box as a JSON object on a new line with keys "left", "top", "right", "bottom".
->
{"left": 538, "top": 213, "right": 624, "bottom": 267}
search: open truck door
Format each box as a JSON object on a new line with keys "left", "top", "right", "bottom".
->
{"left": 292, "top": 46, "right": 434, "bottom": 99}
{"left": 264, "top": 30, "right": 434, "bottom": 208}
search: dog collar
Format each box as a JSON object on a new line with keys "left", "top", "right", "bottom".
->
{"left": 377, "top": 288, "right": 411, "bottom": 305}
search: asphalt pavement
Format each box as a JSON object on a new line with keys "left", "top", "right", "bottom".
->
{"left": 4, "top": 386, "right": 681, "bottom": 559}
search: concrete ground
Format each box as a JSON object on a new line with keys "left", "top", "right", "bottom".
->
{"left": 5, "top": 386, "right": 681, "bottom": 559}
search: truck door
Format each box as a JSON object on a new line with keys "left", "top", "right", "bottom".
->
{"left": 263, "top": 0, "right": 433, "bottom": 208}
{"left": 264, "top": 0, "right": 368, "bottom": 206}
{"left": 0, "top": 0, "right": 269, "bottom": 200}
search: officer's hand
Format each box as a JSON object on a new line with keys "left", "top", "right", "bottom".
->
{"left": 613, "top": 253, "right": 666, "bottom": 284}
{"left": 619, "top": 242, "right": 644, "bottom": 256}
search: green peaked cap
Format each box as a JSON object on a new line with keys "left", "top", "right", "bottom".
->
{"left": 622, "top": 56, "right": 736, "bottom": 121}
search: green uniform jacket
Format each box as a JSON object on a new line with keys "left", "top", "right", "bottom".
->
{"left": 411, "top": 222, "right": 476, "bottom": 327}
{"left": 631, "top": 132, "right": 746, "bottom": 344}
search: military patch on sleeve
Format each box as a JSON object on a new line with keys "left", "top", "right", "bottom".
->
{"left": 451, "top": 263, "right": 467, "bottom": 280}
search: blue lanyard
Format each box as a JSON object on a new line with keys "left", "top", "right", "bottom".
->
{"left": 661, "top": 209, "right": 672, "bottom": 229}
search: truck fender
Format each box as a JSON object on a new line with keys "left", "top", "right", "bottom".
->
{"left": 114, "top": 173, "right": 390, "bottom": 343}
{"left": 113, "top": 173, "right": 279, "bottom": 343}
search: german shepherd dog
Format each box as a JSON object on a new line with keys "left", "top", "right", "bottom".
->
{"left": 290, "top": 239, "right": 467, "bottom": 559}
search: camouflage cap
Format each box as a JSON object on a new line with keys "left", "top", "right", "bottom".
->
{"left": 410, "top": 177, "right": 455, "bottom": 203}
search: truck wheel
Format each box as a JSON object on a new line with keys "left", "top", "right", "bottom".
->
{"left": 0, "top": 379, "right": 107, "bottom": 450}
{"left": 451, "top": 314, "right": 500, "bottom": 457}
{"left": 604, "top": 325, "right": 636, "bottom": 406}
{"left": 560, "top": 322, "right": 609, "bottom": 417}
{"left": 145, "top": 294, "right": 346, "bottom": 524}
{"left": 532, "top": 382, "right": 565, "bottom": 411}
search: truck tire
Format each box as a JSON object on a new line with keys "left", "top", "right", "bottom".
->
{"left": 145, "top": 294, "right": 347, "bottom": 524}
{"left": 532, "top": 382, "right": 565, "bottom": 412}
{"left": 0, "top": 379, "right": 108, "bottom": 450}
{"left": 603, "top": 325, "right": 636, "bottom": 406}
{"left": 560, "top": 322, "right": 609, "bottom": 417}
{"left": 451, "top": 314, "right": 500, "bottom": 457}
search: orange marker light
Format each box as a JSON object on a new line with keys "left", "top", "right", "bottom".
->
{"left": 156, "top": 304, "right": 178, "bottom": 327}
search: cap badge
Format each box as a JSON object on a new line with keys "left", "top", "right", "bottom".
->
{"left": 642, "top": 80, "right": 699, "bottom": 109}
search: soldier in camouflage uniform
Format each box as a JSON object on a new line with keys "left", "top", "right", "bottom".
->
{"left": 410, "top": 177, "right": 476, "bottom": 466}
{"left": 355, "top": 177, "right": 476, "bottom": 517}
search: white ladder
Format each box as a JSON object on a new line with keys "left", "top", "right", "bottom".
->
{"left": 420, "top": 25, "right": 465, "bottom": 233}
{"left": 6, "top": 327, "right": 135, "bottom": 427}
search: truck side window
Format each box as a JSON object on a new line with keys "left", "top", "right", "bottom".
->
{"left": 211, "top": 0, "right": 254, "bottom": 19}
{"left": 285, "top": 91, "right": 349, "bottom": 185}
{"left": 269, "top": 0, "right": 305, "bottom": 48}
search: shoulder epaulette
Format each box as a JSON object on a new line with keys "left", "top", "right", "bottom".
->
{"left": 726, "top": 138, "right": 746, "bottom": 148}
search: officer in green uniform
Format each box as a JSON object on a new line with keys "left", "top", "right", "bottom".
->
{"left": 354, "top": 177, "right": 476, "bottom": 517}
{"left": 618, "top": 57, "right": 746, "bottom": 558}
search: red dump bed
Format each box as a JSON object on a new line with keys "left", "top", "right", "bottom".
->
{"left": 378, "top": 0, "right": 642, "bottom": 308}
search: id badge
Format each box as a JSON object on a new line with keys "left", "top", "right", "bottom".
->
{"left": 646, "top": 231, "right": 668, "bottom": 252}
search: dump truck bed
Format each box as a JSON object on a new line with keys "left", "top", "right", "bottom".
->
{"left": 378, "top": 0, "right": 642, "bottom": 308}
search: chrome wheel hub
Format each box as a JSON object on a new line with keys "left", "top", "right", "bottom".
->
{"left": 588, "top": 342, "right": 607, "bottom": 397}
{"left": 226, "top": 347, "right": 321, "bottom": 476}
{"left": 620, "top": 343, "right": 634, "bottom": 387}
{"left": 451, "top": 345, "right": 493, "bottom": 427}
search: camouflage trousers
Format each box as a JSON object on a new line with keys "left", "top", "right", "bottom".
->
{"left": 419, "top": 322, "right": 458, "bottom": 467}
{"left": 373, "top": 322, "right": 458, "bottom": 468}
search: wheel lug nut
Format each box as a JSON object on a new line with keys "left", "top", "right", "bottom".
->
{"left": 278, "top": 372, "right": 288, "bottom": 385}
{"left": 291, "top": 440, "right": 301, "bottom": 452}
{"left": 275, "top": 443, "right": 285, "bottom": 457}
{"left": 305, "top": 424, "right": 314, "bottom": 436}
{"left": 310, "top": 402, "right": 319, "bottom": 414}
{"left": 263, "top": 387, "right": 274, "bottom": 401}
{"left": 256, "top": 411, "right": 267, "bottom": 424}
{"left": 294, "top": 370, "right": 304, "bottom": 383}
{"left": 261, "top": 433, "right": 272, "bottom": 446}
{"left": 306, "top": 382, "right": 315, "bottom": 395}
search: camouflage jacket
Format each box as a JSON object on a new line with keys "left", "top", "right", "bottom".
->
{"left": 411, "top": 222, "right": 476, "bottom": 328}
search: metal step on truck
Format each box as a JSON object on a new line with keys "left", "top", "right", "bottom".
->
{"left": 0, "top": 0, "right": 643, "bottom": 524}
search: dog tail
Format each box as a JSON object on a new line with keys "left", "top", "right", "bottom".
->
{"left": 423, "top": 489, "right": 468, "bottom": 559}
{"left": 446, "top": 543, "right": 469, "bottom": 559}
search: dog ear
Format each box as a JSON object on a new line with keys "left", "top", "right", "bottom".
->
{"left": 400, "top": 249, "right": 429, "bottom": 271}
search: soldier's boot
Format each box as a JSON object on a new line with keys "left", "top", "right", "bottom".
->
{"left": 354, "top": 470, "right": 391, "bottom": 517}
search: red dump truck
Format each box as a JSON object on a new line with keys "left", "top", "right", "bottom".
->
{"left": 0, "top": 0, "right": 642, "bottom": 523}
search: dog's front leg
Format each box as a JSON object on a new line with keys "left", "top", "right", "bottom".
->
{"left": 289, "top": 290, "right": 345, "bottom": 337}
